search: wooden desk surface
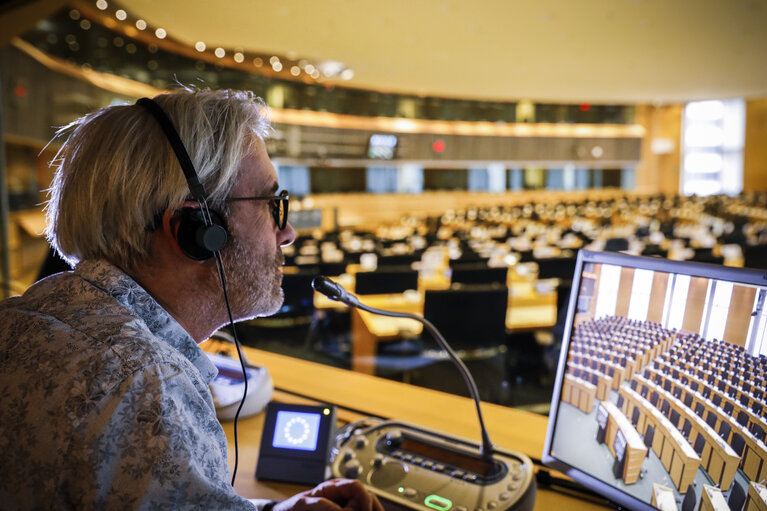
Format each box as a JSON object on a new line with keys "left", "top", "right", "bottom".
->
{"left": 223, "top": 347, "right": 609, "bottom": 510}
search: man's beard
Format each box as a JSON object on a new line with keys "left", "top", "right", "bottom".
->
{"left": 218, "top": 235, "right": 284, "bottom": 322}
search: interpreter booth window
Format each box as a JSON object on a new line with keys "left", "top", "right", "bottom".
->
{"left": 593, "top": 264, "right": 621, "bottom": 319}
{"left": 681, "top": 99, "right": 744, "bottom": 196}
{"left": 663, "top": 274, "right": 690, "bottom": 331}
{"left": 626, "top": 269, "right": 653, "bottom": 321}
{"left": 366, "top": 167, "right": 398, "bottom": 194}
{"left": 701, "top": 281, "right": 733, "bottom": 342}
{"left": 468, "top": 164, "right": 506, "bottom": 192}
{"left": 275, "top": 165, "right": 310, "bottom": 197}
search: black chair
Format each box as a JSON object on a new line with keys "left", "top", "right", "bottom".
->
{"left": 730, "top": 433, "right": 746, "bottom": 457}
{"left": 631, "top": 407, "right": 640, "bottom": 427}
{"left": 740, "top": 394, "right": 750, "bottom": 407}
{"left": 694, "top": 402, "right": 705, "bottom": 417}
{"left": 751, "top": 423, "right": 765, "bottom": 442}
{"left": 644, "top": 425, "right": 655, "bottom": 455}
{"left": 713, "top": 394, "right": 722, "bottom": 407}
{"left": 669, "top": 409, "right": 680, "bottom": 428}
{"left": 617, "top": 394, "right": 625, "bottom": 409}
{"left": 683, "top": 392, "right": 694, "bottom": 408}
{"left": 753, "top": 401, "right": 764, "bottom": 416}
{"left": 706, "top": 411, "right": 718, "bottom": 428}
{"left": 664, "top": 380, "right": 672, "bottom": 393}
{"left": 640, "top": 385, "right": 649, "bottom": 399}
{"left": 661, "top": 400, "right": 671, "bottom": 417}
{"left": 723, "top": 401, "right": 734, "bottom": 415}
{"left": 680, "top": 418, "right": 691, "bottom": 438}
{"left": 718, "top": 421, "right": 731, "bottom": 442}
{"left": 377, "top": 253, "right": 422, "bottom": 267}
{"left": 736, "top": 410, "right": 749, "bottom": 427}
{"left": 681, "top": 486, "right": 697, "bottom": 511}
{"left": 693, "top": 434, "right": 706, "bottom": 456}
{"left": 450, "top": 265, "right": 507, "bottom": 286}
{"left": 650, "top": 391, "right": 659, "bottom": 407}
{"left": 690, "top": 381, "right": 699, "bottom": 393}
{"left": 630, "top": 379, "right": 638, "bottom": 391}
{"left": 673, "top": 385, "right": 683, "bottom": 399}
{"left": 703, "top": 386, "right": 712, "bottom": 399}
{"left": 728, "top": 481, "right": 746, "bottom": 511}
{"left": 355, "top": 266, "right": 419, "bottom": 295}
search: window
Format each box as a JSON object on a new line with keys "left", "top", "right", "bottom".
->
{"left": 594, "top": 264, "right": 621, "bottom": 319}
{"left": 275, "top": 165, "right": 310, "bottom": 196}
{"left": 627, "top": 269, "right": 654, "bottom": 321}
{"left": 665, "top": 275, "right": 690, "bottom": 331}
{"left": 681, "top": 99, "right": 744, "bottom": 196}
{"left": 704, "top": 281, "right": 733, "bottom": 341}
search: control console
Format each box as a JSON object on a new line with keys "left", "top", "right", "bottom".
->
{"left": 331, "top": 420, "right": 535, "bottom": 511}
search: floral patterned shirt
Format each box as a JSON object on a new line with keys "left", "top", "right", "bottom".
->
{"left": 0, "top": 259, "right": 258, "bottom": 510}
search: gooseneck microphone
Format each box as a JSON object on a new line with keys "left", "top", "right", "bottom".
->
{"left": 311, "top": 275, "right": 495, "bottom": 459}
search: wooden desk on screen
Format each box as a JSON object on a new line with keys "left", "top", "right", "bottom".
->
{"left": 562, "top": 374, "right": 597, "bottom": 414}
{"left": 619, "top": 385, "right": 700, "bottom": 493}
{"left": 219, "top": 347, "right": 609, "bottom": 511}
{"left": 700, "top": 485, "right": 729, "bottom": 511}
{"left": 746, "top": 481, "right": 767, "bottom": 511}
{"left": 651, "top": 483, "right": 678, "bottom": 511}
{"left": 636, "top": 372, "right": 740, "bottom": 491}
{"left": 601, "top": 400, "right": 647, "bottom": 484}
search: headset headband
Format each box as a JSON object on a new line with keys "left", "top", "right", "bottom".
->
{"left": 136, "top": 97, "right": 207, "bottom": 202}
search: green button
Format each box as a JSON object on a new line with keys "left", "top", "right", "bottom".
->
{"left": 424, "top": 494, "right": 452, "bottom": 511}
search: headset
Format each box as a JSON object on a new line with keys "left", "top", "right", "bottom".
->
{"left": 136, "top": 97, "right": 228, "bottom": 260}
{"left": 136, "top": 96, "right": 248, "bottom": 485}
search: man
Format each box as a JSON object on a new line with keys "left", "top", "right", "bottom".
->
{"left": 0, "top": 88, "right": 382, "bottom": 511}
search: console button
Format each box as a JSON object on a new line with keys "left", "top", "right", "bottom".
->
{"left": 423, "top": 460, "right": 434, "bottom": 469}
{"left": 386, "top": 429, "right": 403, "bottom": 446}
{"left": 451, "top": 470, "right": 465, "bottom": 479}
{"left": 403, "top": 454, "right": 413, "bottom": 462}
{"left": 342, "top": 451, "right": 354, "bottom": 462}
{"left": 354, "top": 436, "right": 368, "bottom": 449}
{"left": 372, "top": 454, "right": 384, "bottom": 468}
{"left": 463, "top": 474, "right": 477, "bottom": 482}
{"left": 498, "top": 492, "right": 511, "bottom": 501}
{"left": 487, "top": 501, "right": 498, "bottom": 509}
{"left": 434, "top": 464, "right": 446, "bottom": 471}
{"left": 413, "top": 457, "right": 424, "bottom": 464}
{"left": 344, "top": 459, "right": 361, "bottom": 479}
{"left": 403, "top": 488, "right": 417, "bottom": 498}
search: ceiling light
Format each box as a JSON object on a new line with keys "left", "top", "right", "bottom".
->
{"left": 80, "top": 20, "right": 91, "bottom": 30}
{"left": 304, "top": 64, "right": 315, "bottom": 74}
{"left": 290, "top": 66, "right": 301, "bottom": 76}
{"left": 214, "top": 47, "right": 225, "bottom": 58}
{"left": 96, "top": 0, "right": 108, "bottom": 10}
{"left": 135, "top": 19, "right": 147, "bottom": 30}
{"left": 318, "top": 60, "right": 345, "bottom": 77}
{"left": 272, "top": 62, "right": 283, "bottom": 72}
{"left": 269, "top": 55, "right": 280, "bottom": 65}
{"left": 340, "top": 69, "right": 354, "bottom": 80}
{"left": 234, "top": 52, "right": 244, "bottom": 63}
{"left": 253, "top": 57, "right": 263, "bottom": 67}
{"left": 155, "top": 28, "right": 166, "bottom": 39}
{"left": 195, "top": 41, "right": 206, "bottom": 52}
{"left": 115, "top": 9, "right": 127, "bottom": 20}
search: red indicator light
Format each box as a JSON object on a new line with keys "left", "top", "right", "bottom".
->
{"left": 579, "top": 103, "right": 591, "bottom": 111}
{"left": 432, "top": 140, "right": 445, "bottom": 153}
{"left": 14, "top": 85, "right": 27, "bottom": 98}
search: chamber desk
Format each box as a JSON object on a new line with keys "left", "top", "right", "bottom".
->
{"left": 700, "top": 485, "right": 728, "bottom": 511}
{"left": 219, "top": 347, "right": 610, "bottom": 511}
{"left": 746, "top": 481, "right": 767, "bottom": 511}
{"left": 562, "top": 374, "right": 597, "bottom": 414}
{"left": 651, "top": 483, "right": 678, "bottom": 511}
{"left": 619, "top": 385, "right": 700, "bottom": 493}
{"left": 600, "top": 400, "right": 647, "bottom": 484}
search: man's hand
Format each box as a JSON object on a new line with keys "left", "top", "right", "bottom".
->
{"left": 272, "top": 479, "right": 384, "bottom": 511}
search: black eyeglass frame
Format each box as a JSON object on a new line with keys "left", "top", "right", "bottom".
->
{"left": 222, "top": 189, "right": 290, "bottom": 230}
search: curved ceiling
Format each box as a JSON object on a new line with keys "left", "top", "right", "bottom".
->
{"left": 125, "top": 0, "right": 767, "bottom": 104}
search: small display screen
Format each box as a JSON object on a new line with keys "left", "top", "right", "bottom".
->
{"left": 400, "top": 436, "right": 496, "bottom": 477}
{"left": 368, "top": 134, "right": 398, "bottom": 159}
{"left": 272, "top": 410, "right": 321, "bottom": 451}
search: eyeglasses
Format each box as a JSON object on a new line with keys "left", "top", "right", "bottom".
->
{"left": 223, "top": 189, "right": 290, "bottom": 230}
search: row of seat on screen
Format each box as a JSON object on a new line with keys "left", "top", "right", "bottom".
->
{"left": 662, "top": 342, "right": 767, "bottom": 413}
{"left": 671, "top": 332, "right": 767, "bottom": 382}
{"left": 613, "top": 375, "right": 750, "bottom": 511}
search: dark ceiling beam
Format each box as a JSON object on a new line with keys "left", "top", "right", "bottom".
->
{"left": 0, "top": 0, "right": 68, "bottom": 48}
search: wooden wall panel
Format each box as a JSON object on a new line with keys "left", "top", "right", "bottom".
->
{"left": 744, "top": 98, "right": 767, "bottom": 193}
{"left": 723, "top": 285, "right": 757, "bottom": 347}
{"left": 615, "top": 267, "right": 635, "bottom": 318}
{"left": 647, "top": 272, "right": 670, "bottom": 323}
{"left": 634, "top": 104, "right": 683, "bottom": 195}
{"left": 682, "top": 277, "right": 709, "bottom": 333}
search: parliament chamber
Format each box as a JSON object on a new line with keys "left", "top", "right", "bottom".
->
{"left": 2, "top": 1, "right": 767, "bottom": 510}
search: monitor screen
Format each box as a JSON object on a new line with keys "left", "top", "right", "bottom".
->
{"left": 543, "top": 250, "right": 767, "bottom": 511}
{"left": 367, "top": 134, "right": 398, "bottom": 159}
{"left": 272, "top": 410, "right": 322, "bottom": 451}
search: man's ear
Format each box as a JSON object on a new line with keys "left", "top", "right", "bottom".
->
{"left": 161, "top": 209, "right": 191, "bottom": 260}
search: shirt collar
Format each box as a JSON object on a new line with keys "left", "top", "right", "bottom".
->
{"left": 74, "top": 259, "right": 218, "bottom": 385}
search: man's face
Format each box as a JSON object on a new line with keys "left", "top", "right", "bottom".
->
{"left": 219, "top": 138, "right": 295, "bottom": 320}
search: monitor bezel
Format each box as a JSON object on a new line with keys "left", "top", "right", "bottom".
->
{"left": 542, "top": 249, "right": 767, "bottom": 511}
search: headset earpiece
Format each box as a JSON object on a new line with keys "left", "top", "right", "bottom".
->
{"left": 175, "top": 207, "right": 228, "bottom": 261}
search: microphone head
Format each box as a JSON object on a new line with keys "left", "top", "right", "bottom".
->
{"left": 312, "top": 275, "right": 340, "bottom": 300}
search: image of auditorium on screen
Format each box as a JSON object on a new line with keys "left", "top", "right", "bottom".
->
{"left": 550, "top": 261, "right": 767, "bottom": 510}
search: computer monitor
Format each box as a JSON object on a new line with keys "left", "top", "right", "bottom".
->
{"left": 543, "top": 250, "right": 767, "bottom": 511}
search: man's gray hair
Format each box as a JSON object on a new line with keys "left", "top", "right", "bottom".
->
{"left": 45, "top": 88, "right": 271, "bottom": 271}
